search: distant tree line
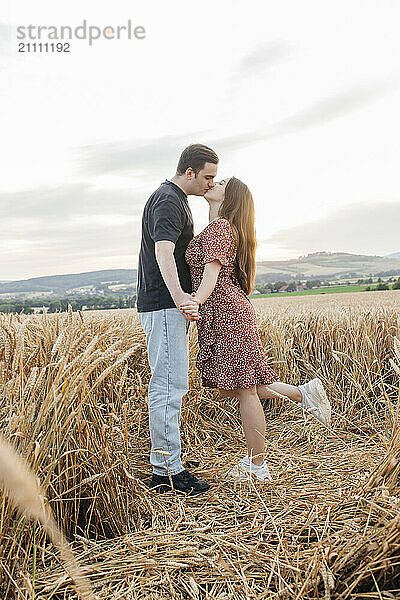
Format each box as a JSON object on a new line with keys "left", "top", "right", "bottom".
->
{"left": 364, "top": 278, "right": 400, "bottom": 292}
{"left": 0, "top": 294, "right": 136, "bottom": 315}
{"left": 254, "top": 279, "right": 327, "bottom": 294}
{"left": 254, "top": 277, "right": 400, "bottom": 295}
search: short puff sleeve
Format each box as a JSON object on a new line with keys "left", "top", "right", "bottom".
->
{"left": 148, "top": 198, "right": 184, "bottom": 244}
{"left": 201, "top": 218, "right": 233, "bottom": 266}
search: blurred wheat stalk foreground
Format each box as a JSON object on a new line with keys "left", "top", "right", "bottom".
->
{"left": 0, "top": 291, "right": 400, "bottom": 600}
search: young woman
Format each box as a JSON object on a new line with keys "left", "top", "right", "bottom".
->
{"left": 180, "top": 177, "right": 331, "bottom": 482}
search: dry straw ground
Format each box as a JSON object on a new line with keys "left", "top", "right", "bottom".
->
{"left": 0, "top": 290, "right": 400, "bottom": 599}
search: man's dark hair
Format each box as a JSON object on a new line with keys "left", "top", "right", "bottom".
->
{"left": 176, "top": 143, "right": 219, "bottom": 176}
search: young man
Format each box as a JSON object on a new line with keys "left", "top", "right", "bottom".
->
{"left": 137, "top": 143, "right": 219, "bottom": 495}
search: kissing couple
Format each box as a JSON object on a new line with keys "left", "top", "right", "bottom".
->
{"left": 137, "top": 143, "right": 331, "bottom": 496}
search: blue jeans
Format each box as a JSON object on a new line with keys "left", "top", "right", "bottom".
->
{"left": 138, "top": 308, "right": 190, "bottom": 475}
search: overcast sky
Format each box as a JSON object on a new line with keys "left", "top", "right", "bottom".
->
{"left": 1, "top": 0, "right": 400, "bottom": 280}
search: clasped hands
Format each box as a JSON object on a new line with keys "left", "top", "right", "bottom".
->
{"left": 178, "top": 292, "right": 201, "bottom": 322}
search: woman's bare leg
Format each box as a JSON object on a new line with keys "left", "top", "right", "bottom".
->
{"left": 219, "top": 382, "right": 302, "bottom": 403}
{"left": 236, "top": 385, "right": 266, "bottom": 466}
{"left": 258, "top": 382, "right": 302, "bottom": 403}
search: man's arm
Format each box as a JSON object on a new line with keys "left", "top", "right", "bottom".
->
{"left": 155, "top": 241, "right": 200, "bottom": 320}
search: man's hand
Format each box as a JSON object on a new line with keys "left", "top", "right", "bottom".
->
{"left": 177, "top": 292, "right": 201, "bottom": 321}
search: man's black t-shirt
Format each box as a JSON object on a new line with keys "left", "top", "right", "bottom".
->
{"left": 136, "top": 180, "right": 194, "bottom": 312}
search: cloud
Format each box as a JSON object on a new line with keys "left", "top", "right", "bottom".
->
{"left": 77, "top": 131, "right": 211, "bottom": 177}
{"left": 264, "top": 200, "right": 400, "bottom": 255}
{"left": 214, "top": 79, "right": 399, "bottom": 153}
{"left": 0, "top": 216, "right": 140, "bottom": 279}
{"left": 76, "top": 79, "right": 398, "bottom": 177}
{"left": 266, "top": 80, "right": 399, "bottom": 138}
{"left": 231, "top": 42, "right": 292, "bottom": 81}
{"left": 0, "top": 183, "right": 146, "bottom": 278}
{"left": 0, "top": 183, "right": 145, "bottom": 221}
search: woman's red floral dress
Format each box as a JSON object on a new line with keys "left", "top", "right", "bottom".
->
{"left": 185, "top": 217, "right": 279, "bottom": 390}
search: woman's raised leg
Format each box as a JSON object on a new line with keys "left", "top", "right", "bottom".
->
{"left": 219, "top": 382, "right": 302, "bottom": 403}
{"left": 257, "top": 382, "right": 302, "bottom": 403}
{"left": 219, "top": 379, "right": 331, "bottom": 427}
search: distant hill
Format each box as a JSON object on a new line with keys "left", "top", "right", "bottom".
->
{"left": 255, "top": 251, "right": 400, "bottom": 282}
{"left": 0, "top": 269, "right": 137, "bottom": 295}
{"left": 385, "top": 252, "right": 400, "bottom": 259}
{"left": 1, "top": 251, "right": 400, "bottom": 294}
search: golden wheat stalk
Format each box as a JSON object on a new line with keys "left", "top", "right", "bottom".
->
{"left": 0, "top": 434, "right": 96, "bottom": 600}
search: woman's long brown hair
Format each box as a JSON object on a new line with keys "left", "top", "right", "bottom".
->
{"left": 218, "top": 177, "right": 256, "bottom": 295}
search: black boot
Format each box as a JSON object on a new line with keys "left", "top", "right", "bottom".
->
{"left": 150, "top": 469, "right": 210, "bottom": 496}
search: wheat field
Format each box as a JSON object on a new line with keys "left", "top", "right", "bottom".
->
{"left": 0, "top": 290, "right": 400, "bottom": 599}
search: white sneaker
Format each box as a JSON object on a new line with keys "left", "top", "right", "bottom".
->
{"left": 298, "top": 377, "right": 331, "bottom": 427}
{"left": 226, "top": 455, "right": 272, "bottom": 482}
